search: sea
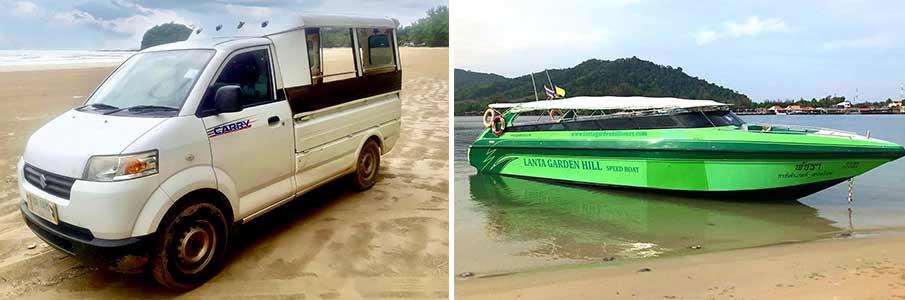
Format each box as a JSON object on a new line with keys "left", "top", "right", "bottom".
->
{"left": 454, "top": 115, "right": 905, "bottom": 276}
{"left": 0, "top": 50, "right": 132, "bottom": 71}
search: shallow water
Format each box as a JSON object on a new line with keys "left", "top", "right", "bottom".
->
{"left": 454, "top": 115, "right": 905, "bottom": 275}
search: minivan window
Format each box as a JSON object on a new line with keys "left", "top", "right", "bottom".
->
{"left": 319, "top": 27, "right": 357, "bottom": 83}
{"left": 305, "top": 28, "right": 323, "bottom": 84}
{"left": 83, "top": 50, "right": 214, "bottom": 116}
{"left": 357, "top": 28, "right": 396, "bottom": 74}
{"left": 198, "top": 49, "right": 274, "bottom": 113}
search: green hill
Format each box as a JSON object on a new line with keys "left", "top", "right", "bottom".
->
{"left": 455, "top": 57, "right": 752, "bottom": 114}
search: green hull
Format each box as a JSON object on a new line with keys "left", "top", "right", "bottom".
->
{"left": 469, "top": 126, "right": 905, "bottom": 197}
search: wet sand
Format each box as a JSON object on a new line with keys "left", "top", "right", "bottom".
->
{"left": 457, "top": 233, "right": 905, "bottom": 299}
{"left": 0, "top": 47, "right": 449, "bottom": 299}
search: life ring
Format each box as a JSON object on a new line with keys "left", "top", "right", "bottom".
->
{"left": 482, "top": 108, "right": 495, "bottom": 128}
{"left": 549, "top": 108, "right": 563, "bottom": 123}
{"left": 491, "top": 115, "right": 507, "bottom": 136}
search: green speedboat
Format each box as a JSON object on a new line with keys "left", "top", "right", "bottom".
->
{"left": 468, "top": 96, "right": 905, "bottom": 199}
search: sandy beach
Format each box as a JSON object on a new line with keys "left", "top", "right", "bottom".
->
{"left": 457, "top": 232, "right": 905, "bottom": 299}
{"left": 0, "top": 47, "right": 449, "bottom": 299}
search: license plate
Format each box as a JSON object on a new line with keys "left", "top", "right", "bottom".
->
{"left": 26, "top": 192, "right": 58, "bottom": 225}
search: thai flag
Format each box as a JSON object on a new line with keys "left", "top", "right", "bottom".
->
{"left": 544, "top": 85, "right": 555, "bottom": 99}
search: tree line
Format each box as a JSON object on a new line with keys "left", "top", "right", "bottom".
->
{"left": 455, "top": 57, "right": 753, "bottom": 114}
{"left": 751, "top": 96, "right": 898, "bottom": 109}
{"left": 397, "top": 6, "right": 448, "bottom": 47}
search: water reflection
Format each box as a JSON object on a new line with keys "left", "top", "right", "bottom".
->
{"left": 469, "top": 175, "right": 843, "bottom": 261}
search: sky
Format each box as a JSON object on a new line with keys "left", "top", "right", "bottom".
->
{"left": 0, "top": 0, "right": 445, "bottom": 49}
{"left": 454, "top": 0, "right": 905, "bottom": 102}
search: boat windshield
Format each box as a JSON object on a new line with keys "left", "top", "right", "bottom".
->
{"left": 507, "top": 110, "right": 745, "bottom": 132}
{"left": 79, "top": 50, "right": 215, "bottom": 117}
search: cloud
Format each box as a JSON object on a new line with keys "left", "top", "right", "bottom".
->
{"left": 14, "top": 1, "right": 40, "bottom": 16}
{"left": 224, "top": 4, "right": 273, "bottom": 20}
{"left": 821, "top": 35, "right": 891, "bottom": 51}
{"left": 1, "top": 1, "right": 43, "bottom": 18}
{"left": 693, "top": 29, "right": 717, "bottom": 45}
{"left": 694, "top": 16, "right": 789, "bottom": 45}
{"left": 455, "top": 0, "right": 634, "bottom": 76}
{"left": 50, "top": 1, "right": 193, "bottom": 49}
{"left": 75, "top": 0, "right": 148, "bottom": 21}
{"left": 726, "top": 16, "right": 789, "bottom": 37}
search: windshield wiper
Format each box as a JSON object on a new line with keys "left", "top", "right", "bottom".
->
{"left": 104, "top": 105, "right": 180, "bottom": 115}
{"left": 77, "top": 103, "right": 119, "bottom": 111}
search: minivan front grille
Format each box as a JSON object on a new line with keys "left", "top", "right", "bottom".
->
{"left": 23, "top": 164, "right": 76, "bottom": 200}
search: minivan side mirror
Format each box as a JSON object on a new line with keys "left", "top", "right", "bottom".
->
{"left": 214, "top": 85, "right": 242, "bottom": 113}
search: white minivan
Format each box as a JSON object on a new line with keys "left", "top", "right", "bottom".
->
{"left": 17, "top": 14, "right": 401, "bottom": 289}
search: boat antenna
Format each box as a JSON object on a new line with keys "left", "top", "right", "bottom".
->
{"left": 530, "top": 72, "right": 539, "bottom": 101}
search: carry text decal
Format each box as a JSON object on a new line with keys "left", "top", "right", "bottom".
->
{"left": 207, "top": 119, "right": 253, "bottom": 138}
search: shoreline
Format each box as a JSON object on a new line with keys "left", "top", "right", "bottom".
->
{"left": 0, "top": 61, "right": 124, "bottom": 73}
{"left": 457, "top": 230, "right": 905, "bottom": 299}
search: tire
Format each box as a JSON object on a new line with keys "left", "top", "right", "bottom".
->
{"left": 352, "top": 139, "right": 381, "bottom": 190}
{"left": 151, "top": 202, "right": 229, "bottom": 291}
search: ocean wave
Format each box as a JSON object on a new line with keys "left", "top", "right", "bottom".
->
{"left": 0, "top": 50, "right": 134, "bottom": 66}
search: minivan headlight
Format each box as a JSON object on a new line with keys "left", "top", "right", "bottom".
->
{"left": 84, "top": 150, "right": 158, "bottom": 182}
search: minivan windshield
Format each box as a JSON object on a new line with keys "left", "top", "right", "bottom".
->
{"left": 81, "top": 50, "right": 215, "bottom": 116}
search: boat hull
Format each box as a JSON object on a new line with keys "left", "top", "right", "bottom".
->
{"left": 468, "top": 127, "right": 905, "bottom": 198}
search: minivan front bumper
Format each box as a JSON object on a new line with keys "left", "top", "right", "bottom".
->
{"left": 20, "top": 202, "right": 154, "bottom": 273}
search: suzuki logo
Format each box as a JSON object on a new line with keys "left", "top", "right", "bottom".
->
{"left": 37, "top": 173, "right": 47, "bottom": 189}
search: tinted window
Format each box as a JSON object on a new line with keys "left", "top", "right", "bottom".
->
{"left": 507, "top": 111, "right": 740, "bottom": 132}
{"left": 634, "top": 115, "right": 678, "bottom": 129}
{"left": 706, "top": 111, "right": 745, "bottom": 126}
{"left": 199, "top": 49, "right": 273, "bottom": 113}
{"left": 672, "top": 113, "right": 717, "bottom": 128}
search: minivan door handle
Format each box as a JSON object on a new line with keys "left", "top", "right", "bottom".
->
{"left": 267, "top": 116, "right": 281, "bottom": 126}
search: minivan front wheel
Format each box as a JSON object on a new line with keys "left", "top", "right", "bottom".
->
{"left": 352, "top": 139, "right": 380, "bottom": 190}
{"left": 151, "top": 202, "right": 228, "bottom": 291}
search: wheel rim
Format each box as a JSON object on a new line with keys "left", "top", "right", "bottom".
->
{"left": 359, "top": 147, "right": 377, "bottom": 181}
{"left": 175, "top": 219, "right": 217, "bottom": 274}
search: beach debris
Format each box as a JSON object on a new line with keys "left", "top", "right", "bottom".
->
{"left": 602, "top": 256, "right": 615, "bottom": 262}
{"left": 690, "top": 245, "right": 703, "bottom": 250}
{"left": 837, "top": 232, "right": 852, "bottom": 238}
{"left": 458, "top": 272, "right": 474, "bottom": 278}
{"left": 26, "top": 244, "right": 36, "bottom": 250}
{"left": 847, "top": 177, "right": 855, "bottom": 203}
{"left": 638, "top": 268, "right": 651, "bottom": 272}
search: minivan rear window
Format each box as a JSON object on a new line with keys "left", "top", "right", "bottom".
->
{"left": 357, "top": 28, "right": 396, "bottom": 74}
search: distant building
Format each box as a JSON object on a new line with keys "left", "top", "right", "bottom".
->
{"left": 835, "top": 101, "right": 852, "bottom": 109}
{"left": 768, "top": 105, "right": 784, "bottom": 113}
{"left": 785, "top": 105, "right": 805, "bottom": 114}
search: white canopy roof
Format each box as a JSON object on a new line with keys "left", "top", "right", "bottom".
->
{"left": 187, "top": 14, "right": 399, "bottom": 38}
{"left": 490, "top": 96, "right": 729, "bottom": 113}
{"left": 265, "top": 14, "right": 399, "bottom": 36}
